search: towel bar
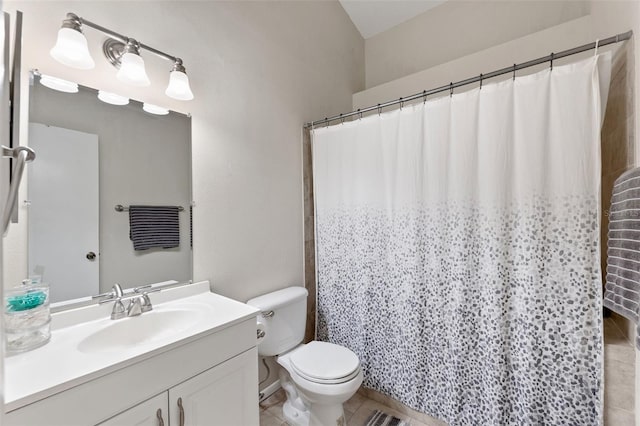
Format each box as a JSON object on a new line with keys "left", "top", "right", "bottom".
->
{"left": 115, "top": 204, "right": 185, "bottom": 212}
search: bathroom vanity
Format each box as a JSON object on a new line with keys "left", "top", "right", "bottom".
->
{"left": 3, "top": 282, "right": 260, "bottom": 426}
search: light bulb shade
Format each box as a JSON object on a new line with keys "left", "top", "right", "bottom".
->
{"left": 116, "top": 52, "right": 151, "bottom": 87}
{"left": 165, "top": 70, "right": 194, "bottom": 101}
{"left": 39, "top": 75, "right": 78, "bottom": 93}
{"left": 50, "top": 27, "right": 95, "bottom": 70}
{"left": 143, "top": 103, "right": 169, "bottom": 115}
{"left": 97, "top": 91, "right": 129, "bottom": 105}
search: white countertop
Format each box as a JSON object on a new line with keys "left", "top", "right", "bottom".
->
{"left": 4, "top": 281, "right": 259, "bottom": 412}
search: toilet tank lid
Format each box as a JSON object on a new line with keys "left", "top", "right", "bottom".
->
{"left": 247, "top": 286, "right": 308, "bottom": 311}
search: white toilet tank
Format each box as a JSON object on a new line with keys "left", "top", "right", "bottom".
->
{"left": 247, "top": 286, "right": 308, "bottom": 356}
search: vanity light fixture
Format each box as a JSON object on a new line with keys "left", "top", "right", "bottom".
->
{"left": 39, "top": 74, "right": 79, "bottom": 93}
{"left": 115, "top": 40, "right": 150, "bottom": 87}
{"left": 142, "top": 103, "right": 169, "bottom": 115}
{"left": 165, "top": 59, "right": 194, "bottom": 101}
{"left": 49, "top": 14, "right": 95, "bottom": 69}
{"left": 97, "top": 90, "right": 129, "bottom": 106}
{"left": 51, "top": 13, "right": 194, "bottom": 100}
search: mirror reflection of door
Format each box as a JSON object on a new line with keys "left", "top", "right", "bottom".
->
{"left": 28, "top": 123, "right": 99, "bottom": 302}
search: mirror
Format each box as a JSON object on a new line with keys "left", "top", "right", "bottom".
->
{"left": 4, "top": 70, "right": 192, "bottom": 303}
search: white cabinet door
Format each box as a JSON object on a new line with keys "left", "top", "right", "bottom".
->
{"left": 169, "top": 348, "right": 259, "bottom": 426}
{"left": 98, "top": 393, "right": 168, "bottom": 426}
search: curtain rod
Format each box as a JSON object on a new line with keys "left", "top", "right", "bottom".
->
{"left": 305, "top": 30, "right": 632, "bottom": 129}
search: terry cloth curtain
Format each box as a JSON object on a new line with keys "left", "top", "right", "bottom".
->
{"left": 312, "top": 55, "right": 611, "bottom": 425}
{"left": 129, "top": 205, "right": 180, "bottom": 251}
{"left": 604, "top": 167, "right": 640, "bottom": 348}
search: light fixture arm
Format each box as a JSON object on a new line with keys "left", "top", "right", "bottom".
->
{"left": 70, "top": 12, "right": 179, "bottom": 64}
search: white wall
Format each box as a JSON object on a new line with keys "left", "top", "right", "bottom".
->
{"left": 2, "top": 1, "right": 364, "bottom": 303}
{"left": 364, "top": 0, "right": 589, "bottom": 88}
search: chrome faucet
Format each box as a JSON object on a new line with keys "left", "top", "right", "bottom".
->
{"left": 93, "top": 284, "right": 127, "bottom": 320}
{"left": 92, "top": 283, "right": 156, "bottom": 320}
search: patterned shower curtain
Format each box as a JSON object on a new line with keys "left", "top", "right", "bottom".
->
{"left": 312, "top": 55, "right": 611, "bottom": 425}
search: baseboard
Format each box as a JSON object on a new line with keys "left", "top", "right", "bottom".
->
{"left": 259, "top": 379, "right": 281, "bottom": 402}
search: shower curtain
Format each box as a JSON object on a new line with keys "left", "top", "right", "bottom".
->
{"left": 312, "top": 55, "right": 611, "bottom": 425}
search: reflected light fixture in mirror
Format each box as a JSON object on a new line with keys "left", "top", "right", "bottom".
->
{"left": 39, "top": 74, "right": 79, "bottom": 93}
{"left": 116, "top": 40, "right": 151, "bottom": 87}
{"left": 97, "top": 90, "right": 129, "bottom": 105}
{"left": 143, "top": 103, "right": 170, "bottom": 115}
{"left": 51, "top": 12, "right": 194, "bottom": 101}
{"left": 49, "top": 14, "right": 95, "bottom": 69}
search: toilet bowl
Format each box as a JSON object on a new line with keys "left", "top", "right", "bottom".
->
{"left": 247, "top": 287, "right": 362, "bottom": 426}
{"left": 277, "top": 341, "right": 363, "bottom": 426}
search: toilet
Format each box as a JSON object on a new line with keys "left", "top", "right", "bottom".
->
{"left": 248, "top": 286, "right": 363, "bottom": 426}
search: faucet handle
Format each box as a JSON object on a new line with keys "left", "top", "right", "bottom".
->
{"left": 139, "top": 293, "right": 153, "bottom": 313}
{"left": 127, "top": 297, "right": 143, "bottom": 317}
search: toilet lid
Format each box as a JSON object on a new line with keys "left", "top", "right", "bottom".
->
{"left": 290, "top": 341, "right": 360, "bottom": 383}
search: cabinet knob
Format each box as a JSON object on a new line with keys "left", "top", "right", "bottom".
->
{"left": 86, "top": 251, "right": 96, "bottom": 261}
{"left": 156, "top": 408, "right": 165, "bottom": 426}
{"left": 178, "top": 397, "right": 185, "bottom": 426}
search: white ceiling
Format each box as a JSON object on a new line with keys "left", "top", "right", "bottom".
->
{"left": 339, "top": 0, "right": 447, "bottom": 39}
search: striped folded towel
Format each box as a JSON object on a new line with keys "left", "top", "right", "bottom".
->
{"left": 129, "top": 205, "right": 180, "bottom": 251}
{"left": 604, "top": 167, "right": 640, "bottom": 349}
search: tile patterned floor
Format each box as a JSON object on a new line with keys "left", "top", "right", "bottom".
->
{"left": 259, "top": 389, "right": 447, "bottom": 426}
{"left": 261, "top": 319, "right": 635, "bottom": 426}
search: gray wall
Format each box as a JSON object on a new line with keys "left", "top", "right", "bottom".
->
{"left": 30, "top": 81, "right": 192, "bottom": 292}
{"left": 364, "top": 1, "right": 590, "bottom": 88}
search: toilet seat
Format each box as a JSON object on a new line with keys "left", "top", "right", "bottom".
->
{"left": 289, "top": 341, "right": 360, "bottom": 385}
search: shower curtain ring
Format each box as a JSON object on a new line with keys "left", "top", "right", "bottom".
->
{"left": 479, "top": 74, "right": 483, "bottom": 90}
{"left": 340, "top": 113, "right": 344, "bottom": 125}
{"left": 377, "top": 104, "right": 382, "bottom": 116}
{"left": 450, "top": 82, "right": 453, "bottom": 97}
{"left": 325, "top": 118, "right": 329, "bottom": 128}
{"left": 550, "top": 52, "right": 554, "bottom": 71}
{"left": 399, "top": 97, "right": 403, "bottom": 110}
{"left": 358, "top": 109, "right": 362, "bottom": 120}
{"left": 423, "top": 90, "right": 427, "bottom": 104}
{"left": 513, "top": 64, "right": 516, "bottom": 81}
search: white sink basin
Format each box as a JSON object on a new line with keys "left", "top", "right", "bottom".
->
{"left": 77, "top": 306, "right": 204, "bottom": 353}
